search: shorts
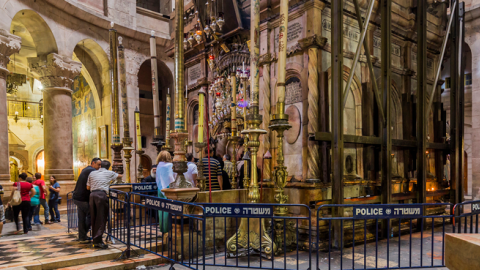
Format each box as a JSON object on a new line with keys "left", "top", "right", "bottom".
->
{"left": 0, "top": 205, "right": 5, "bottom": 223}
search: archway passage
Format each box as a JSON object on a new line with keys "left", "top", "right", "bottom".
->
{"left": 36, "top": 150, "right": 44, "bottom": 178}
{"left": 137, "top": 59, "right": 173, "bottom": 157}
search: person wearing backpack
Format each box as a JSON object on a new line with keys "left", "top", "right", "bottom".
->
{"left": 8, "top": 173, "right": 35, "bottom": 235}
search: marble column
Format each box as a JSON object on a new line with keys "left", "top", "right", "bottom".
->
{"left": 0, "top": 31, "right": 21, "bottom": 195}
{"left": 28, "top": 53, "right": 81, "bottom": 197}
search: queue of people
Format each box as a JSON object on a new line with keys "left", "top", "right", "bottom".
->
{"left": 0, "top": 172, "right": 62, "bottom": 237}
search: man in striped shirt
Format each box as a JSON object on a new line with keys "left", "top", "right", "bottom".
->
{"left": 202, "top": 148, "right": 223, "bottom": 190}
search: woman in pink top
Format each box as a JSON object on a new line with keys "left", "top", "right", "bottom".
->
{"left": 8, "top": 173, "right": 35, "bottom": 234}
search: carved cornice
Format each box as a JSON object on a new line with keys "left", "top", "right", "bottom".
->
{"left": 0, "top": 29, "right": 21, "bottom": 72}
{"left": 259, "top": 53, "right": 272, "bottom": 65}
{"left": 298, "top": 35, "right": 328, "bottom": 50}
{"left": 28, "top": 53, "right": 82, "bottom": 89}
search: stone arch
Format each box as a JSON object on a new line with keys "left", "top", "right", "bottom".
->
{"left": 10, "top": 10, "right": 58, "bottom": 56}
{"left": 137, "top": 59, "right": 174, "bottom": 140}
{"left": 73, "top": 39, "right": 109, "bottom": 116}
{"left": 9, "top": 10, "right": 58, "bottom": 74}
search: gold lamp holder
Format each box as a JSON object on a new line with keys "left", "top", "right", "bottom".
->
{"left": 122, "top": 137, "right": 134, "bottom": 183}
{"left": 228, "top": 135, "right": 240, "bottom": 189}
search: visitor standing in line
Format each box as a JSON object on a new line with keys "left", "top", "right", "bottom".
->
{"left": 28, "top": 177, "right": 41, "bottom": 228}
{"left": 0, "top": 183, "right": 4, "bottom": 237}
{"left": 156, "top": 151, "right": 175, "bottom": 233}
{"left": 184, "top": 153, "right": 198, "bottom": 187}
{"left": 9, "top": 173, "right": 35, "bottom": 234}
{"left": 33, "top": 173, "right": 51, "bottom": 224}
{"left": 48, "top": 176, "right": 61, "bottom": 223}
{"left": 87, "top": 160, "right": 122, "bottom": 249}
{"left": 73, "top": 158, "right": 101, "bottom": 243}
{"left": 142, "top": 164, "right": 157, "bottom": 196}
{"left": 202, "top": 148, "right": 223, "bottom": 190}
{"left": 223, "top": 154, "right": 234, "bottom": 184}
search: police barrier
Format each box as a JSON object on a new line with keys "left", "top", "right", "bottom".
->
{"left": 67, "top": 183, "right": 480, "bottom": 270}
{"left": 316, "top": 203, "right": 453, "bottom": 270}
{"left": 200, "top": 203, "right": 312, "bottom": 270}
{"left": 128, "top": 191, "right": 206, "bottom": 270}
{"left": 453, "top": 200, "right": 480, "bottom": 233}
{"left": 66, "top": 192, "right": 78, "bottom": 233}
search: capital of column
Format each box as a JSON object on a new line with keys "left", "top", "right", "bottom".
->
{"left": 298, "top": 35, "right": 327, "bottom": 50}
{"left": 0, "top": 29, "right": 21, "bottom": 78}
{"left": 28, "top": 53, "right": 81, "bottom": 90}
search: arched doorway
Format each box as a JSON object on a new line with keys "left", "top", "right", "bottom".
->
{"left": 36, "top": 150, "right": 45, "bottom": 178}
{"left": 141, "top": 155, "right": 152, "bottom": 178}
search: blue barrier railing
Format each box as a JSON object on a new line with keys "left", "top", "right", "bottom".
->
{"left": 316, "top": 203, "right": 453, "bottom": 270}
{"left": 453, "top": 199, "right": 480, "bottom": 233}
{"left": 66, "top": 183, "right": 479, "bottom": 270}
{"left": 66, "top": 192, "right": 78, "bottom": 233}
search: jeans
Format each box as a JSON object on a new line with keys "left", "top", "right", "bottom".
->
{"left": 13, "top": 201, "right": 31, "bottom": 234}
{"left": 48, "top": 199, "right": 60, "bottom": 221}
{"left": 74, "top": 200, "right": 91, "bottom": 240}
{"left": 39, "top": 199, "right": 49, "bottom": 222}
{"left": 32, "top": 205, "right": 41, "bottom": 224}
{"left": 28, "top": 205, "right": 40, "bottom": 227}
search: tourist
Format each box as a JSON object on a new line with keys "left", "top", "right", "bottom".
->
{"left": 156, "top": 150, "right": 175, "bottom": 233}
{"left": 223, "top": 154, "right": 234, "bottom": 183}
{"left": 219, "top": 159, "right": 231, "bottom": 190}
{"left": 28, "top": 177, "right": 41, "bottom": 228}
{"left": 48, "top": 175, "right": 61, "bottom": 223}
{"left": 10, "top": 173, "right": 35, "bottom": 235}
{"left": 87, "top": 160, "right": 122, "bottom": 249}
{"left": 0, "top": 183, "right": 4, "bottom": 237}
{"left": 142, "top": 165, "right": 157, "bottom": 196}
{"left": 236, "top": 151, "right": 245, "bottom": 187}
{"left": 142, "top": 165, "right": 157, "bottom": 183}
{"left": 184, "top": 153, "right": 198, "bottom": 187}
{"left": 33, "top": 173, "right": 51, "bottom": 224}
{"left": 73, "top": 158, "right": 101, "bottom": 243}
{"left": 202, "top": 148, "right": 223, "bottom": 190}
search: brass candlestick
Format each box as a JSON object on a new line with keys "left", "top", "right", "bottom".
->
{"left": 229, "top": 135, "right": 240, "bottom": 189}
{"left": 122, "top": 143, "right": 134, "bottom": 183}
{"left": 195, "top": 142, "right": 207, "bottom": 191}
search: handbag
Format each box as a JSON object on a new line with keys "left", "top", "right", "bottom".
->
{"left": 5, "top": 205, "right": 13, "bottom": 221}
{"left": 10, "top": 183, "right": 22, "bottom": 206}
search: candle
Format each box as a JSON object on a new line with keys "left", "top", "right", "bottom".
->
{"left": 198, "top": 88, "right": 205, "bottom": 143}
{"left": 166, "top": 88, "right": 171, "bottom": 141}
{"left": 243, "top": 62, "right": 245, "bottom": 71}
{"left": 135, "top": 107, "right": 142, "bottom": 150}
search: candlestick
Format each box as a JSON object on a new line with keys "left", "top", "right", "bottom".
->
{"left": 135, "top": 107, "right": 142, "bottom": 151}
{"left": 198, "top": 87, "right": 205, "bottom": 143}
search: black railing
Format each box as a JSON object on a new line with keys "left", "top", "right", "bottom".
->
{"left": 66, "top": 192, "right": 78, "bottom": 233}
{"left": 66, "top": 183, "right": 480, "bottom": 270}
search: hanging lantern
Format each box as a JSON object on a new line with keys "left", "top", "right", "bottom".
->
{"left": 204, "top": 21, "right": 212, "bottom": 38}
{"left": 209, "top": 54, "right": 215, "bottom": 61}
{"left": 188, "top": 32, "right": 195, "bottom": 46}
{"left": 210, "top": 17, "right": 217, "bottom": 32}
{"left": 217, "top": 12, "right": 225, "bottom": 31}
{"left": 195, "top": 24, "right": 203, "bottom": 43}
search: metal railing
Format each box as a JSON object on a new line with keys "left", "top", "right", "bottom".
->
{"left": 66, "top": 192, "right": 78, "bottom": 233}
{"left": 316, "top": 203, "right": 453, "bottom": 270}
{"left": 453, "top": 200, "right": 480, "bottom": 233}
{"left": 66, "top": 183, "right": 480, "bottom": 270}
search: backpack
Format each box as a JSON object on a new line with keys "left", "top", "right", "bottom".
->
{"left": 10, "top": 183, "right": 22, "bottom": 206}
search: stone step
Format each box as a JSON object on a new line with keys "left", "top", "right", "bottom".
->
{"left": 56, "top": 254, "right": 168, "bottom": 270}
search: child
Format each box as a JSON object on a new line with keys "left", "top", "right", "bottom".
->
{"left": 48, "top": 176, "right": 61, "bottom": 222}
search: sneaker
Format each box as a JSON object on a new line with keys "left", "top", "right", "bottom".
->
{"left": 45, "top": 221, "right": 54, "bottom": 224}
{"left": 54, "top": 220, "right": 61, "bottom": 223}
{"left": 93, "top": 243, "right": 108, "bottom": 249}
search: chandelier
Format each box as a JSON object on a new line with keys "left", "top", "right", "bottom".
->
{"left": 6, "top": 73, "right": 26, "bottom": 95}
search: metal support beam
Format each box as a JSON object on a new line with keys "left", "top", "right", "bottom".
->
{"left": 344, "top": 0, "right": 385, "bottom": 123}
{"left": 331, "top": 0, "right": 344, "bottom": 248}
{"left": 453, "top": 2, "right": 465, "bottom": 204}
{"left": 416, "top": 0, "right": 427, "bottom": 204}
{"left": 425, "top": 1, "right": 457, "bottom": 119}
{"left": 381, "top": 0, "right": 392, "bottom": 205}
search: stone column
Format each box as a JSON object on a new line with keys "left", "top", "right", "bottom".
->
{"left": 29, "top": 53, "right": 81, "bottom": 197}
{"left": 299, "top": 35, "right": 327, "bottom": 182}
{"left": 0, "top": 30, "right": 21, "bottom": 201}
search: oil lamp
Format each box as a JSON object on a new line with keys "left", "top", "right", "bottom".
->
{"left": 217, "top": 12, "right": 225, "bottom": 31}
